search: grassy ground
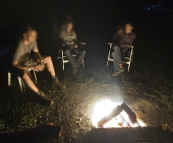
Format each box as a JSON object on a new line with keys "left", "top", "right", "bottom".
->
{"left": 0, "top": 57, "right": 173, "bottom": 142}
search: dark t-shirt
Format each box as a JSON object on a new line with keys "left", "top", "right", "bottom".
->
{"left": 13, "top": 40, "right": 38, "bottom": 63}
{"left": 113, "top": 31, "right": 136, "bottom": 48}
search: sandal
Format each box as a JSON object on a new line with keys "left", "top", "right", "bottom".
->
{"left": 112, "top": 72, "right": 121, "bottom": 76}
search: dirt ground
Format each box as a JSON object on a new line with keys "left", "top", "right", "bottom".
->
{"left": 48, "top": 76, "right": 173, "bottom": 143}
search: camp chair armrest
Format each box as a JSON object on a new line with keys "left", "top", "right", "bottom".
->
{"left": 80, "top": 42, "right": 86, "bottom": 45}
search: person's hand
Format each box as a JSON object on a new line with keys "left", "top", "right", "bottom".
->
{"left": 35, "top": 65, "right": 42, "bottom": 72}
{"left": 33, "top": 65, "right": 42, "bottom": 72}
{"left": 74, "top": 45, "right": 78, "bottom": 48}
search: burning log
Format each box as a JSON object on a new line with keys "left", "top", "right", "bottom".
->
{"left": 119, "top": 114, "right": 131, "bottom": 127}
{"left": 97, "top": 102, "right": 137, "bottom": 127}
{"left": 121, "top": 102, "right": 136, "bottom": 124}
{"left": 98, "top": 105, "right": 123, "bottom": 127}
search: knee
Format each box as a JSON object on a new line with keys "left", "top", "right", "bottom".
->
{"left": 112, "top": 52, "right": 115, "bottom": 57}
{"left": 22, "top": 72, "right": 30, "bottom": 80}
{"left": 45, "top": 56, "right": 51, "bottom": 61}
{"left": 113, "top": 45, "right": 119, "bottom": 51}
{"left": 81, "top": 50, "right": 86, "bottom": 55}
{"left": 64, "top": 49, "right": 71, "bottom": 55}
{"left": 44, "top": 56, "right": 52, "bottom": 63}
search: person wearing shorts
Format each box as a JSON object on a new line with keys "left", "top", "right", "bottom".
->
{"left": 12, "top": 25, "right": 66, "bottom": 106}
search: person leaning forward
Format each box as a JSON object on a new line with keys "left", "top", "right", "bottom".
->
{"left": 12, "top": 25, "right": 66, "bottom": 106}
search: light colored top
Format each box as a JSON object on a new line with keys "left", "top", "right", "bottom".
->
{"left": 13, "top": 40, "right": 38, "bottom": 62}
{"left": 59, "top": 25, "right": 77, "bottom": 45}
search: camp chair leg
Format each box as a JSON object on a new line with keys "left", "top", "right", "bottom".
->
{"left": 33, "top": 70, "right": 37, "bottom": 84}
{"left": 107, "top": 60, "right": 109, "bottom": 66}
{"left": 62, "top": 60, "right": 65, "bottom": 70}
{"left": 22, "top": 80, "right": 25, "bottom": 93}
{"left": 18, "top": 77, "right": 24, "bottom": 93}
{"left": 128, "top": 63, "right": 131, "bottom": 72}
{"left": 8, "top": 72, "right": 11, "bottom": 86}
{"left": 82, "top": 59, "right": 84, "bottom": 67}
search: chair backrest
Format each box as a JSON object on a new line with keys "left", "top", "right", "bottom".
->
{"left": 108, "top": 43, "right": 113, "bottom": 49}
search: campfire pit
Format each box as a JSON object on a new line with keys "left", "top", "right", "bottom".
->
{"left": 83, "top": 126, "right": 173, "bottom": 143}
{"left": 98, "top": 102, "right": 137, "bottom": 128}
{"left": 91, "top": 100, "right": 145, "bottom": 128}
{"left": 87, "top": 100, "right": 173, "bottom": 142}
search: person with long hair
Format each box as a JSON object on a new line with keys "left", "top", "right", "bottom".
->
{"left": 59, "top": 22, "right": 86, "bottom": 74}
{"left": 112, "top": 23, "right": 136, "bottom": 76}
{"left": 12, "top": 25, "right": 66, "bottom": 106}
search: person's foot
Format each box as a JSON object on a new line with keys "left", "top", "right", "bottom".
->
{"left": 119, "top": 68, "right": 124, "bottom": 72}
{"left": 78, "top": 67, "right": 86, "bottom": 75}
{"left": 112, "top": 72, "right": 121, "bottom": 77}
{"left": 53, "top": 76, "right": 66, "bottom": 89}
{"left": 72, "top": 67, "right": 78, "bottom": 74}
{"left": 36, "top": 91, "right": 54, "bottom": 106}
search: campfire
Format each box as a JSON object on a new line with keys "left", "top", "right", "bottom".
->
{"left": 91, "top": 100, "right": 145, "bottom": 128}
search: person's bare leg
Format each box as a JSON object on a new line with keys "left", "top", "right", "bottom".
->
{"left": 22, "top": 72, "right": 39, "bottom": 92}
{"left": 119, "top": 64, "right": 123, "bottom": 69}
{"left": 22, "top": 72, "right": 54, "bottom": 105}
{"left": 44, "top": 56, "right": 55, "bottom": 76}
{"left": 44, "top": 56, "right": 66, "bottom": 89}
{"left": 119, "top": 64, "right": 124, "bottom": 72}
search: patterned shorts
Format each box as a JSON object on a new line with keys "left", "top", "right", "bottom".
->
{"left": 12, "top": 55, "right": 46, "bottom": 77}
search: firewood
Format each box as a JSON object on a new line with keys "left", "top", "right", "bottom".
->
{"left": 121, "top": 102, "right": 136, "bottom": 124}
{"left": 98, "top": 105, "right": 123, "bottom": 127}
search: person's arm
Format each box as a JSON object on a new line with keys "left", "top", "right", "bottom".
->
{"left": 33, "top": 48, "right": 44, "bottom": 71}
{"left": 73, "top": 31, "right": 78, "bottom": 48}
{"left": 58, "top": 25, "right": 67, "bottom": 45}
{"left": 33, "top": 48, "right": 42, "bottom": 62}
{"left": 32, "top": 41, "right": 43, "bottom": 64}
{"left": 74, "top": 31, "right": 77, "bottom": 43}
{"left": 12, "top": 61, "right": 37, "bottom": 71}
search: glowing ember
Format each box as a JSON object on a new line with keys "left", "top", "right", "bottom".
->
{"left": 91, "top": 99, "right": 146, "bottom": 128}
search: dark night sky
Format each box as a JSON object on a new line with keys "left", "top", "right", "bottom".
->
{"left": 1, "top": 0, "right": 171, "bottom": 28}
{"left": 0, "top": 0, "right": 172, "bottom": 51}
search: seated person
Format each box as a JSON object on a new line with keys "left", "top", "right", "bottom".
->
{"left": 112, "top": 23, "right": 136, "bottom": 76}
{"left": 12, "top": 25, "right": 66, "bottom": 106}
{"left": 59, "top": 22, "right": 86, "bottom": 74}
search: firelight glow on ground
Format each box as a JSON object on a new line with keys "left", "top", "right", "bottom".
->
{"left": 91, "top": 99, "right": 146, "bottom": 128}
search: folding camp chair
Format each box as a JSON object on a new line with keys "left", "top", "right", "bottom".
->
{"left": 8, "top": 70, "right": 37, "bottom": 94}
{"left": 107, "top": 43, "right": 134, "bottom": 72}
{"left": 0, "top": 46, "right": 37, "bottom": 94}
{"left": 57, "top": 42, "right": 86, "bottom": 70}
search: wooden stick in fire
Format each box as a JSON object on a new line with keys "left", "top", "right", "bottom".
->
{"left": 98, "top": 105, "right": 123, "bottom": 127}
{"left": 121, "top": 102, "right": 137, "bottom": 124}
